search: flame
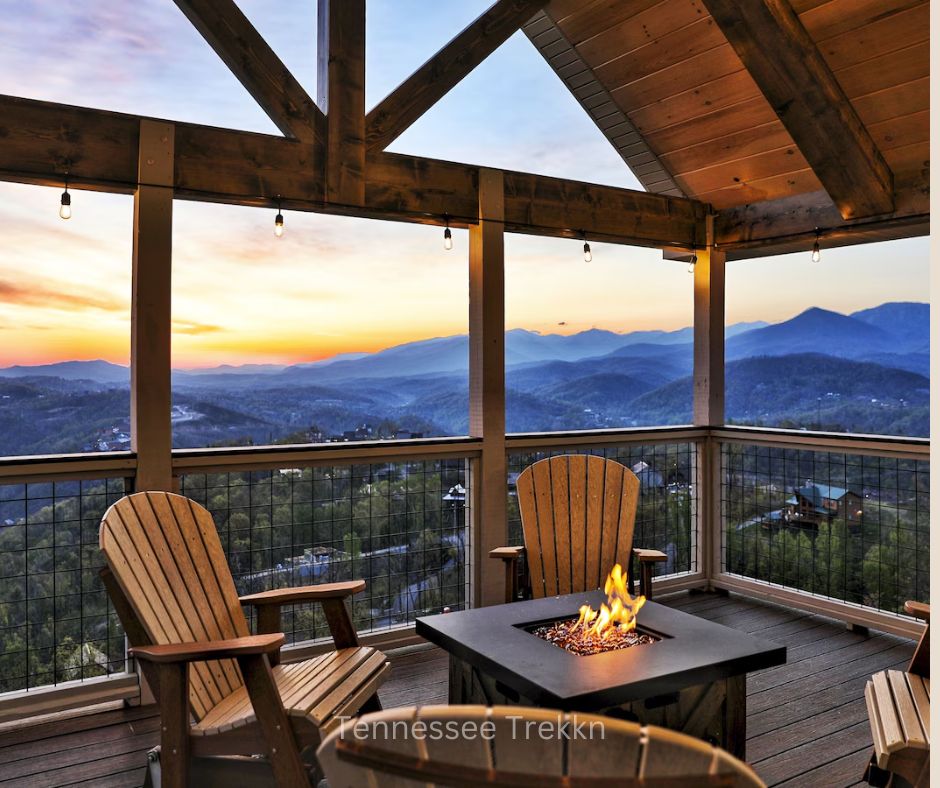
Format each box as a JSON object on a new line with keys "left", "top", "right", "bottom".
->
{"left": 574, "top": 564, "right": 646, "bottom": 639}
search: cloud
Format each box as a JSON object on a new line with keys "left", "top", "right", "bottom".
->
{"left": 0, "top": 279, "right": 123, "bottom": 312}
{"left": 172, "top": 319, "right": 224, "bottom": 336}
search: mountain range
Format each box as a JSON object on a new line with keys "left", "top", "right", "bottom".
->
{"left": 0, "top": 302, "right": 928, "bottom": 454}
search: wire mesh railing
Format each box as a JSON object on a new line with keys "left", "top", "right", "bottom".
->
{"left": 178, "top": 457, "right": 470, "bottom": 645}
{"left": 720, "top": 440, "right": 929, "bottom": 616}
{"left": 506, "top": 440, "right": 700, "bottom": 583}
{"left": 0, "top": 477, "right": 130, "bottom": 693}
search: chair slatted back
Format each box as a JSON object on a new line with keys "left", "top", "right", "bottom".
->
{"left": 318, "top": 706, "right": 766, "bottom": 787}
{"left": 99, "top": 491, "right": 249, "bottom": 720}
{"left": 517, "top": 455, "right": 640, "bottom": 597}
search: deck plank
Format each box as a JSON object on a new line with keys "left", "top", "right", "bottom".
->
{"left": 0, "top": 592, "right": 914, "bottom": 788}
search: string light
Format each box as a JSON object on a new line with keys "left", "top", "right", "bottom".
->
{"left": 687, "top": 249, "right": 697, "bottom": 273}
{"left": 274, "top": 197, "right": 284, "bottom": 238}
{"left": 582, "top": 232, "right": 592, "bottom": 263}
{"left": 443, "top": 214, "right": 453, "bottom": 251}
{"left": 59, "top": 175, "right": 71, "bottom": 220}
{"left": 811, "top": 228, "right": 821, "bottom": 262}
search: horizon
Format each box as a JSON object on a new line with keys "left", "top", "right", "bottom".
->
{"left": 0, "top": 299, "right": 926, "bottom": 372}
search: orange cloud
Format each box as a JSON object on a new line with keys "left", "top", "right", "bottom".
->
{"left": 0, "top": 279, "right": 123, "bottom": 312}
{"left": 172, "top": 319, "right": 224, "bottom": 336}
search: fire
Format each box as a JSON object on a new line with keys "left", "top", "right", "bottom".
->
{"left": 531, "top": 564, "right": 655, "bottom": 655}
{"left": 574, "top": 564, "right": 646, "bottom": 639}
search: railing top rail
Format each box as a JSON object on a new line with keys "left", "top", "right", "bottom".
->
{"left": 0, "top": 452, "right": 136, "bottom": 483}
{"left": 171, "top": 436, "right": 483, "bottom": 473}
{"left": 712, "top": 425, "right": 929, "bottom": 459}
{"left": 506, "top": 425, "right": 708, "bottom": 450}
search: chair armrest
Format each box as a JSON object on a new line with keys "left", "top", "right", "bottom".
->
{"left": 490, "top": 547, "right": 525, "bottom": 603}
{"left": 489, "top": 546, "right": 525, "bottom": 561}
{"left": 239, "top": 580, "right": 366, "bottom": 607}
{"left": 633, "top": 548, "right": 668, "bottom": 563}
{"left": 905, "top": 601, "right": 930, "bottom": 621}
{"left": 632, "top": 549, "right": 667, "bottom": 601}
{"left": 129, "top": 633, "right": 285, "bottom": 664}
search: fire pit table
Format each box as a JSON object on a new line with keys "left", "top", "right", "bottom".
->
{"left": 416, "top": 591, "right": 786, "bottom": 759}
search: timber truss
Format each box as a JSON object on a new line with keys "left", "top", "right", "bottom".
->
{"left": 0, "top": 0, "right": 928, "bottom": 256}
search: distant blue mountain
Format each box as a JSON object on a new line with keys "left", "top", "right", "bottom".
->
{"left": 726, "top": 307, "right": 899, "bottom": 360}
{"left": 0, "top": 301, "right": 930, "bottom": 453}
{"left": 0, "top": 359, "right": 129, "bottom": 384}
{"left": 851, "top": 302, "right": 929, "bottom": 351}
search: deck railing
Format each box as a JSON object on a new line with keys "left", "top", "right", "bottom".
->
{"left": 711, "top": 427, "right": 929, "bottom": 638}
{"left": 0, "top": 426, "right": 928, "bottom": 718}
{"left": 177, "top": 458, "right": 472, "bottom": 642}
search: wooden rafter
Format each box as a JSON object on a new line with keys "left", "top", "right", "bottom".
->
{"left": 365, "top": 0, "right": 548, "bottom": 152}
{"left": 172, "top": 0, "right": 323, "bottom": 144}
{"left": 0, "top": 94, "right": 705, "bottom": 249}
{"left": 700, "top": 0, "right": 894, "bottom": 220}
{"left": 318, "top": 0, "right": 366, "bottom": 205}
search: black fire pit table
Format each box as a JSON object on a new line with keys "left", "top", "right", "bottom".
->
{"left": 416, "top": 591, "right": 786, "bottom": 759}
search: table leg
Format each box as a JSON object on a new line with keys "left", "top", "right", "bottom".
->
{"left": 724, "top": 673, "right": 747, "bottom": 760}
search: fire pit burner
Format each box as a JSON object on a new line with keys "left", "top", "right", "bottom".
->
{"left": 525, "top": 563, "right": 657, "bottom": 655}
{"left": 529, "top": 617, "right": 659, "bottom": 656}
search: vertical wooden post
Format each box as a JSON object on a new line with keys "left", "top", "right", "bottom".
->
{"left": 318, "top": 0, "right": 366, "bottom": 206}
{"left": 469, "top": 168, "right": 507, "bottom": 608}
{"left": 693, "top": 215, "right": 725, "bottom": 428}
{"left": 693, "top": 215, "right": 726, "bottom": 585}
{"left": 131, "top": 120, "right": 174, "bottom": 493}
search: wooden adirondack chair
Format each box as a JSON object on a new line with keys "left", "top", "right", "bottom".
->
{"left": 863, "top": 600, "right": 930, "bottom": 787}
{"left": 317, "top": 705, "right": 766, "bottom": 787}
{"left": 98, "top": 491, "right": 390, "bottom": 788}
{"left": 491, "top": 455, "right": 668, "bottom": 603}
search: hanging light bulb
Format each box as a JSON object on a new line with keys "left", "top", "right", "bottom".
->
{"left": 687, "top": 250, "right": 697, "bottom": 273}
{"left": 274, "top": 198, "right": 284, "bottom": 238}
{"left": 581, "top": 232, "right": 592, "bottom": 263}
{"left": 811, "top": 229, "right": 821, "bottom": 262}
{"left": 443, "top": 215, "right": 453, "bottom": 251}
{"left": 59, "top": 177, "right": 71, "bottom": 220}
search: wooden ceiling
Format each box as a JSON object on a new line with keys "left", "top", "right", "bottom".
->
{"left": 536, "top": 0, "right": 929, "bottom": 213}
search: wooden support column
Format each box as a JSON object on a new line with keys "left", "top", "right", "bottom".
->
{"left": 693, "top": 216, "right": 725, "bottom": 428}
{"left": 131, "top": 120, "right": 174, "bottom": 493}
{"left": 469, "top": 169, "right": 507, "bottom": 608}
{"left": 693, "top": 216, "right": 726, "bottom": 585}
{"left": 318, "top": 0, "right": 365, "bottom": 206}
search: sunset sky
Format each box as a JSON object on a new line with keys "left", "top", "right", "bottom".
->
{"left": 0, "top": 1, "right": 929, "bottom": 369}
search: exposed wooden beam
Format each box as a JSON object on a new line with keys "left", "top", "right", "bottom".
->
{"left": 0, "top": 94, "right": 706, "bottom": 248}
{"left": 700, "top": 0, "right": 894, "bottom": 220}
{"left": 502, "top": 170, "right": 705, "bottom": 247}
{"left": 714, "top": 174, "right": 928, "bottom": 260}
{"left": 318, "top": 0, "right": 366, "bottom": 205}
{"left": 172, "top": 0, "right": 323, "bottom": 144}
{"left": 366, "top": 0, "right": 548, "bottom": 152}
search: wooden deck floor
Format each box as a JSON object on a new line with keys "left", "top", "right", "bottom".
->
{"left": 0, "top": 591, "right": 914, "bottom": 787}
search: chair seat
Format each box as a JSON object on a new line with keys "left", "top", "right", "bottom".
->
{"left": 194, "top": 646, "right": 389, "bottom": 736}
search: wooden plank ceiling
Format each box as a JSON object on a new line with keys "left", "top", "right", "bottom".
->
{"left": 537, "top": 0, "right": 929, "bottom": 212}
